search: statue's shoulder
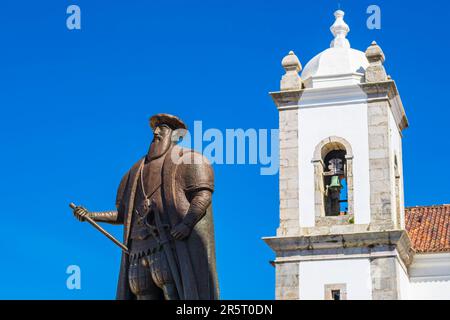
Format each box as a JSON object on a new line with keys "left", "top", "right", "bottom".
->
{"left": 129, "top": 157, "right": 145, "bottom": 172}
{"left": 120, "top": 157, "right": 145, "bottom": 179}
{"left": 118, "top": 157, "right": 144, "bottom": 188}
{"left": 176, "top": 147, "right": 212, "bottom": 167}
{"left": 172, "top": 147, "right": 214, "bottom": 192}
{"left": 116, "top": 157, "right": 145, "bottom": 206}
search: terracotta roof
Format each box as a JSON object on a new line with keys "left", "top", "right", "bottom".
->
{"left": 405, "top": 205, "right": 450, "bottom": 253}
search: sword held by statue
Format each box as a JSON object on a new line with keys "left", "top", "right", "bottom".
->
{"left": 69, "top": 202, "right": 129, "bottom": 253}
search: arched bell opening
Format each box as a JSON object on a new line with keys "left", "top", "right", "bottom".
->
{"left": 323, "top": 149, "right": 348, "bottom": 216}
{"left": 312, "top": 136, "right": 354, "bottom": 219}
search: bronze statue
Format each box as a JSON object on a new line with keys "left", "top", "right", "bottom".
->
{"left": 71, "top": 114, "right": 219, "bottom": 300}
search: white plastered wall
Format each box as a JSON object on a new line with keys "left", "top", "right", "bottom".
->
{"left": 297, "top": 94, "right": 371, "bottom": 227}
{"left": 388, "top": 109, "right": 405, "bottom": 228}
{"left": 407, "top": 253, "right": 450, "bottom": 300}
{"left": 299, "top": 258, "right": 373, "bottom": 299}
{"left": 397, "top": 259, "right": 410, "bottom": 300}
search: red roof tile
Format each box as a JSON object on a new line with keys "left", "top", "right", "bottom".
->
{"left": 405, "top": 205, "right": 450, "bottom": 253}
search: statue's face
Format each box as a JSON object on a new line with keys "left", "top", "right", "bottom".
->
{"left": 148, "top": 124, "right": 173, "bottom": 160}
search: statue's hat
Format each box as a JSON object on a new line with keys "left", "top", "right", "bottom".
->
{"left": 149, "top": 113, "right": 187, "bottom": 131}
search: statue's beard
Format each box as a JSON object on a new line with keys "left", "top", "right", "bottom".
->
{"left": 147, "top": 135, "right": 172, "bottom": 161}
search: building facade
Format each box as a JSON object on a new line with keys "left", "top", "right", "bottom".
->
{"left": 263, "top": 10, "right": 450, "bottom": 300}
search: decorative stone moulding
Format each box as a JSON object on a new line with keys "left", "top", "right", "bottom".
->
{"left": 280, "top": 51, "right": 303, "bottom": 91}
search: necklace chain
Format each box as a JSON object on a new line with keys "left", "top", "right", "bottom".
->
{"left": 140, "top": 163, "right": 148, "bottom": 199}
{"left": 139, "top": 161, "right": 161, "bottom": 207}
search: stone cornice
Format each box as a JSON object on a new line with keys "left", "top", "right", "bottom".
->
{"left": 269, "top": 89, "right": 304, "bottom": 110}
{"left": 270, "top": 80, "right": 408, "bottom": 133}
{"left": 270, "top": 84, "right": 367, "bottom": 111}
{"left": 263, "top": 230, "right": 414, "bottom": 267}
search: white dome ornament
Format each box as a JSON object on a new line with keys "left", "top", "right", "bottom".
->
{"left": 300, "top": 10, "right": 370, "bottom": 89}
{"left": 330, "top": 10, "right": 350, "bottom": 49}
{"left": 280, "top": 51, "right": 303, "bottom": 91}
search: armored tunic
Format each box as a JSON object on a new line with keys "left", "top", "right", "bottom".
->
{"left": 128, "top": 155, "right": 166, "bottom": 260}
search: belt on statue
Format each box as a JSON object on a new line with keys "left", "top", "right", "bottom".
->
{"left": 129, "top": 238, "right": 163, "bottom": 261}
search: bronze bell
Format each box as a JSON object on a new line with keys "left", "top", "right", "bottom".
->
{"left": 328, "top": 175, "right": 342, "bottom": 190}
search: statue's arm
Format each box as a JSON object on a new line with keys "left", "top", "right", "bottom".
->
{"left": 170, "top": 189, "right": 212, "bottom": 240}
{"left": 182, "top": 189, "right": 212, "bottom": 228}
{"left": 87, "top": 210, "right": 120, "bottom": 224}
{"left": 170, "top": 152, "right": 214, "bottom": 240}
{"left": 182, "top": 154, "right": 214, "bottom": 228}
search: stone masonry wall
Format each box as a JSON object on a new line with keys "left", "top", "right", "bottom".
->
{"left": 275, "top": 261, "right": 299, "bottom": 300}
{"left": 370, "top": 255, "right": 399, "bottom": 299}
{"left": 278, "top": 108, "right": 299, "bottom": 236}
{"left": 367, "top": 100, "right": 395, "bottom": 230}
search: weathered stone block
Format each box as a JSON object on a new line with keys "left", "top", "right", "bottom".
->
{"left": 369, "top": 149, "right": 389, "bottom": 159}
{"left": 275, "top": 262, "right": 299, "bottom": 300}
{"left": 370, "top": 256, "right": 399, "bottom": 300}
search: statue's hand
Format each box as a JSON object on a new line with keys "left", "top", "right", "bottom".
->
{"left": 73, "top": 206, "right": 89, "bottom": 222}
{"left": 170, "top": 222, "right": 191, "bottom": 240}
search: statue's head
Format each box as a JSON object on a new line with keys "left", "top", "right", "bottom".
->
{"left": 148, "top": 113, "right": 187, "bottom": 161}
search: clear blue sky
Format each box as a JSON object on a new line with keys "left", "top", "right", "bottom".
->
{"left": 0, "top": 0, "right": 449, "bottom": 299}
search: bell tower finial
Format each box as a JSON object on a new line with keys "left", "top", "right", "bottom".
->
{"left": 330, "top": 10, "right": 350, "bottom": 48}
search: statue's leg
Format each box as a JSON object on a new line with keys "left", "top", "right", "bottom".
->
{"left": 161, "top": 283, "right": 179, "bottom": 300}
{"left": 149, "top": 250, "right": 179, "bottom": 300}
{"left": 128, "top": 257, "right": 164, "bottom": 300}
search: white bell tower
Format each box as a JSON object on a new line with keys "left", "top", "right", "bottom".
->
{"left": 264, "top": 10, "right": 413, "bottom": 300}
